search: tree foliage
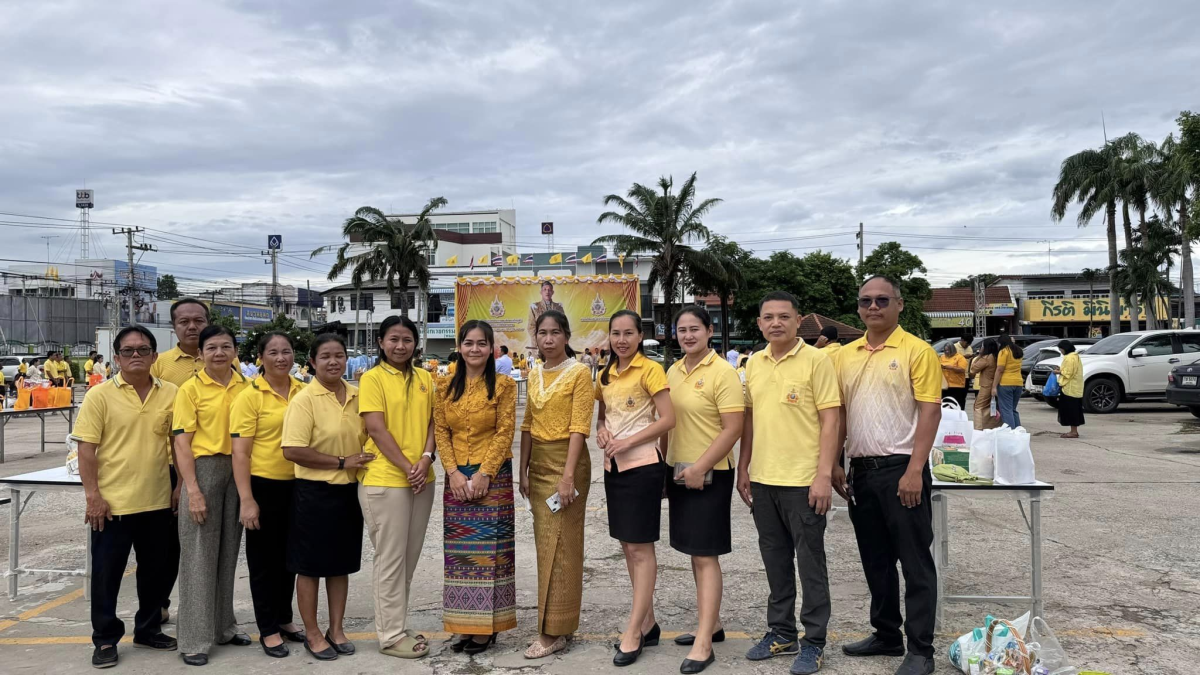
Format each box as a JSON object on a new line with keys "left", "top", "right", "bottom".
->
{"left": 857, "top": 241, "right": 932, "bottom": 337}
{"left": 207, "top": 309, "right": 242, "bottom": 336}
{"left": 949, "top": 273, "right": 999, "bottom": 289}
{"left": 592, "top": 173, "right": 721, "bottom": 367}
{"left": 156, "top": 274, "right": 180, "bottom": 300}
{"left": 733, "top": 250, "right": 860, "bottom": 340}
{"left": 687, "top": 235, "right": 749, "bottom": 353}
{"left": 238, "top": 314, "right": 315, "bottom": 365}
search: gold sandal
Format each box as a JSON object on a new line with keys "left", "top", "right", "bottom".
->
{"left": 524, "top": 635, "right": 567, "bottom": 659}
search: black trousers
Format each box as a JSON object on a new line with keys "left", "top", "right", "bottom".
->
{"left": 848, "top": 458, "right": 937, "bottom": 658}
{"left": 90, "top": 508, "right": 174, "bottom": 647}
{"left": 164, "top": 465, "right": 180, "bottom": 611}
{"left": 246, "top": 476, "right": 296, "bottom": 635}
{"left": 750, "top": 482, "right": 830, "bottom": 648}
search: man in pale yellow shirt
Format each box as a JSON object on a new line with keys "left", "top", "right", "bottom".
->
{"left": 815, "top": 326, "right": 841, "bottom": 357}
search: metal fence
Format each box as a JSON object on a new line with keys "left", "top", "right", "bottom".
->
{"left": 0, "top": 295, "right": 105, "bottom": 353}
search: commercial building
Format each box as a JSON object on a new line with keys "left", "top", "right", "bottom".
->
{"left": 924, "top": 286, "right": 1017, "bottom": 341}
{"left": 996, "top": 273, "right": 1168, "bottom": 338}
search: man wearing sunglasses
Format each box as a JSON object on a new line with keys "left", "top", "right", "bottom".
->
{"left": 832, "top": 276, "right": 941, "bottom": 675}
{"left": 74, "top": 326, "right": 180, "bottom": 668}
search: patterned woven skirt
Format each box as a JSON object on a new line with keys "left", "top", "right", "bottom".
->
{"left": 443, "top": 460, "right": 517, "bottom": 635}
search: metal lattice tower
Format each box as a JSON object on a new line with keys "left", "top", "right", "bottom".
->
{"left": 974, "top": 277, "right": 987, "bottom": 337}
{"left": 80, "top": 207, "right": 90, "bottom": 258}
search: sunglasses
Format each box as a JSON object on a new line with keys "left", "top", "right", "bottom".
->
{"left": 858, "top": 295, "right": 898, "bottom": 309}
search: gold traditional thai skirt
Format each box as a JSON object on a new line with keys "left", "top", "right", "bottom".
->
{"left": 528, "top": 438, "right": 591, "bottom": 636}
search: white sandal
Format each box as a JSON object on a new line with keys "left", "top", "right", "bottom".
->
{"left": 524, "top": 635, "right": 567, "bottom": 659}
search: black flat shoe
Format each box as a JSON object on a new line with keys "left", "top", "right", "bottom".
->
{"left": 450, "top": 636, "right": 472, "bottom": 653}
{"left": 674, "top": 629, "right": 726, "bottom": 646}
{"left": 260, "top": 636, "right": 289, "bottom": 659}
{"left": 842, "top": 635, "right": 905, "bottom": 658}
{"left": 643, "top": 623, "right": 661, "bottom": 647}
{"left": 280, "top": 628, "right": 307, "bottom": 643}
{"left": 217, "top": 633, "right": 251, "bottom": 647}
{"left": 304, "top": 640, "right": 338, "bottom": 661}
{"left": 613, "top": 634, "right": 645, "bottom": 667}
{"left": 133, "top": 633, "right": 178, "bottom": 651}
{"left": 92, "top": 645, "right": 118, "bottom": 669}
{"left": 181, "top": 653, "right": 208, "bottom": 666}
{"left": 463, "top": 634, "right": 496, "bottom": 655}
{"left": 680, "top": 651, "right": 716, "bottom": 674}
{"left": 325, "top": 630, "right": 355, "bottom": 655}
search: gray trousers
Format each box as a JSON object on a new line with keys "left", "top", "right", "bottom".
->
{"left": 178, "top": 454, "right": 243, "bottom": 654}
{"left": 750, "top": 482, "right": 830, "bottom": 648}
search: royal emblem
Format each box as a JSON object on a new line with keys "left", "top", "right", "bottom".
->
{"left": 489, "top": 294, "right": 505, "bottom": 318}
{"left": 787, "top": 386, "right": 800, "bottom": 404}
{"left": 420, "top": 382, "right": 428, "bottom": 393}
{"left": 625, "top": 395, "right": 636, "bottom": 409}
{"left": 591, "top": 292, "right": 607, "bottom": 316}
{"left": 694, "top": 377, "right": 705, "bottom": 390}
{"left": 888, "top": 359, "right": 899, "bottom": 371}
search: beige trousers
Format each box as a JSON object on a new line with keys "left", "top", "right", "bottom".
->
{"left": 357, "top": 484, "right": 435, "bottom": 649}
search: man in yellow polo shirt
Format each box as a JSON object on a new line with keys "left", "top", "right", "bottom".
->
{"left": 833, "top": 276, "right": 941, "bottom": 675}
{"left": 815, "top": 326, "right": 841, "bottom": 356}
{"left": 73, "top": 326, "right": 179, "bottom": 668}
{"left": 738, "top": 291, "right": 841, "bottom": 675}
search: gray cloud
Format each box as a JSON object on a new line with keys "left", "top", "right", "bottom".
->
{"left": 0, "top": 0, "right": 1197, "bottom": 292}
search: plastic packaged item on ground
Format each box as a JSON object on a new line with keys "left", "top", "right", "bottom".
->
{"left": 994, "top": 426, "right": 1036, "bottom": 485}
{"left": 950, "top": 613, "right": 1031, "bottom": 673}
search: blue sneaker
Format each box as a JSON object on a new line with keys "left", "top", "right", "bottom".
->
{"left": 790, "top": 645, "right": 823, "bottom": 674}
{"left": 745, "top": 632, "right": 798, "bottom": 661}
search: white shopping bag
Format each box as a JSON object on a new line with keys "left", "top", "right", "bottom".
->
{"left": 935, "top": 398, "right": 973, "bottom": 449}
{"left": 968, "top": 425, "right": 1002, "bottom": 480}
{"left": 994, "top": 426, "right": 1036, "bottom": 485}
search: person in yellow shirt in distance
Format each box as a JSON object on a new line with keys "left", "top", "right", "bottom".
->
{"left": 815, "top": 326, "right": 841, "bottom": 357}
{"left": 230, "top": 332, "right": 306, "bottom": 657}
{"left": 939, "top": 342, "right": 969, "bottom": 410}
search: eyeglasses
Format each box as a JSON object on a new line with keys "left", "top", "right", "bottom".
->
{"left": 118, "top": 347, "right": 154, "bottom": 357}
{"left": 858, "top": 295, "right": 898, "bottom": 309}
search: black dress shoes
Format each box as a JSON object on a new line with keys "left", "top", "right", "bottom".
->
{"left": 217, "top": 633, "right": 251, "bottom": 647}
{"left": 260, "top": 636, "right": 289, "bottom": 658}
{"left": 674, "top": 629, "right": 726, "bottom": 646}
{"left": 613, "top": 634, "right": 645, "bottom": 667}
{"left": 842, "top": 635, "right": 905, "bottom": 657}
{"left": 325, "top": 630, "right": 355, "bottom": 655}
{"left": 181, "top": 653, "right": 208, "bottom": 666}
{"left": 680, "top": 651, "right": 716, "bottom": 673}
{"left": 279, "top": 627, "right": 307, "bottom": 643}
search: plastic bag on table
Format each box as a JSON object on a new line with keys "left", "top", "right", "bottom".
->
{"left": 995, "top": 425, "right": 1036, "bottom": 485}
{"left": 969, "top": 425, "right": 1001, "bottom": 480}
{"left": 937, "top": 398, "right": 973, "bottom": 449}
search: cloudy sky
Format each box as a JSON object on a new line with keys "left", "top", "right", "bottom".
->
{"left": 1, "top": 0, "right": 1197, "bottom": 295}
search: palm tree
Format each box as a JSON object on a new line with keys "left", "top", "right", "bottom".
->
{"left": 1115, "top": 216, "right": 1177, "bottom": 330}
{"left": 312, "top": 198, "right": 447, "bottom": 351}
{"left": 1052, "top": 143, "right": 1123, "bottom": 335}
{"left": 1113, "top": 132, "right": 1155, "bottom": 330}
{"left": 1154, "top": 131, "right": 1198, "bottom": 328}
{"left": 592, "top": 173, "right": 722, "bottom": 366}
{"left": 1079, "top": 267, "right": 1102, "bottom": 335}
{"left": 688, "top": 235, "right": 748, "bottom": 354}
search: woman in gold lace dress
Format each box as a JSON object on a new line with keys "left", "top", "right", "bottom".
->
{"left": 518, "top": 310, "right": 595, "bottom": 659}
{"left": 434, "top": 320, "right": 518, "bottom": 655}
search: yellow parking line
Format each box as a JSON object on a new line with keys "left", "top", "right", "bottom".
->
{"left": 0, "top": 569, "right": 132, "bottom": 633}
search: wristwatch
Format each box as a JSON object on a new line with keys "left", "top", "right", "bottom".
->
{"left": 422, "top": 451, "right": 435, "bottom": 461}
{"left": 338, "top": 457, "right": 346, "bottom": 470}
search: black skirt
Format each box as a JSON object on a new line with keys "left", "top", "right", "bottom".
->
{"left": 667, "top": 468, "right": 734, "bottom": 556}
{"left": 1057, "top": 395, "right": 1085, "bottom": 427}
{"left": 604, "top": 462, "right": 666, "bottom": 544}
{"left": 288, "top": 479, "right": 363, "bottom": 577}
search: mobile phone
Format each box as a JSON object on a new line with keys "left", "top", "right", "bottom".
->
{"left": 545, "top": 489, "right": 580, "bottom": 513}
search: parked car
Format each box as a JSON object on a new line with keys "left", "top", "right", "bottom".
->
{"left": 1024, "top": 344, "right": 1095, "bottom": 399}
{"left": 970, "top": 333, "right": 1058, "bottom": 352}
{"left": 1033, "top": 329, "right": 1200, "bottom": 414}
{"left": 1021, "top": 337, "right": 1098, "bottom": 378}
{"left": 1166, "top": 358, "right": 1200, "bottom": 417}
{"left": 0, "top": 356, "right": 42, "bottom": 383}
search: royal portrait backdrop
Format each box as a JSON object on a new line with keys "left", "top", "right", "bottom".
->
{"left": 454, "top": 275, "right": 640, "bottom": 355}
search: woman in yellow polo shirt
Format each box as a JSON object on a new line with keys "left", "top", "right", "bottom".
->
{"left": 993, "top": 334, "right": 1026, "bottom": 428}
{"left": 664, "top": 307, "right": 744, "bottom": 673}
{"left": 171, "top": 325, "right": 252, "bottom": 666}
{"left": 518, "top": 310, "right": 594, "bottom": 660}
{"left": 281, "top": 333, "right": 372, "bottom": 661}
{"left": 595, "top": 310, "right": 675, "bottom": 667}
{"left": 357, "top": 316, "right": 436, "bottom": 659}
{"left": 230, "top": 332, "right": 306, "bottom": 658}
{"left": 434, "top": 320, "right": 517, "bottom": 655}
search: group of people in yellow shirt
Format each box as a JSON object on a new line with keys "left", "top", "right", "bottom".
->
{"left": 74, "top": 279, "right": 944, "bottom": 675}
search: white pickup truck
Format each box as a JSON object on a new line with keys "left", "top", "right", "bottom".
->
{"left": 1031, "top": 329, "right": 1200, "bottom": 413}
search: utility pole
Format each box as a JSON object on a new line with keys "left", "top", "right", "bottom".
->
{"left": 261, "top": 247, "right": 280, "bottom": 317}
{"left": 112, "top": 227, "right": 156, "bottom": 326}
{"left": 39, "top": 236, "right": 58, "bottom": 267}
{"left": 856, "top": 222, "right": 864, "bottom": 271}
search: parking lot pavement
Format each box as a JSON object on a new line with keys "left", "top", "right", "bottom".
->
{"left": 1, "top": 398, "right": 1198, "bottom": 673}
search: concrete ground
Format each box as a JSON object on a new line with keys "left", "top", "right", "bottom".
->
{"left": 1, "top": 397, "right": 1198, "bottom": 674}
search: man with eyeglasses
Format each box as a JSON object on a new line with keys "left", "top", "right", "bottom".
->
{"left": 831, "top": 276, "right": 941, "bottom": 675}
{"left": 73, "top": 326, "right": 180, "bottom": 668}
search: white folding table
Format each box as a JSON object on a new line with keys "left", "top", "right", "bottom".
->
{"left": 931, "top": 479, "right": 1054, "bottom": 629}
{"left": 0, "top": 466, "right": 90, "bottom": 600}
{"left": 0, "top": 406, "right": 78, "bottom": 463}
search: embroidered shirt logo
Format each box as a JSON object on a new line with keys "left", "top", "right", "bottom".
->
{"left": 625, "top": 395, "right": 636, "bottom": 409}
{"left": 888, "top": 359, "right": 899, "bottom": 371}
{"left": 786, "top": 386, "right": 800, "bottom": 404}
{"left": 694, "top": 377, "right": 705, "bottom": 390}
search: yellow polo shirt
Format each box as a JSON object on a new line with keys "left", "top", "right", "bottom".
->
{"left": 595, "top": 352, "right": 669, "bottom": 471}
{"left": 281, "top": 379, "right": 363, "bottom": 485}
{"left": 172, "top": 368, "right": 251, "bottom": 457}
{"left": 43, "top": 360, "right": 59, "bottom": 379}
{"left": 833, "top": 326, "right": 942, "bottom": 458}
{"left": 72, "top": 375, "right": 177, "bottom": 516}
{"left": 18, "top": 362, "right": 28, "bottom": 375}
{"left": 940, "top": 353, "right": 968, "bottom": 388}
{"left": 151, "top": 345, "right": 241, "bottom": 387}
{"left": 666, "top": 350, "right": 743, "bottom": 469}
{"left": 230, "top": 375, "right": 305, "bottom": 480}
{"left": 996, "top": 347, "right": 1024, "bottom": 387}
{"left": 744, "top": 340, "right": 841, "bottom": 487}
{"left": 84, "top": 359, "right": 94, "bottom": 376}
{"left": 822, "top": 343, "right": 842, "bottom": 357}
{"left": 358, "top": 363, "right": 435, "bottom": 488}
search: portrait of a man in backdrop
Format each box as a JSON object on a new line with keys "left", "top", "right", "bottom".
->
{"left": 528, "top": 279, "right": 565, "bottom": 347}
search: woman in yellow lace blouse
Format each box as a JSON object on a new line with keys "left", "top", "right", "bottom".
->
{"left": 433, "top": 320, "right": 517, "bottom": 655}
{"left": 517, "top": 310, "right": 594, "bottom": 660}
